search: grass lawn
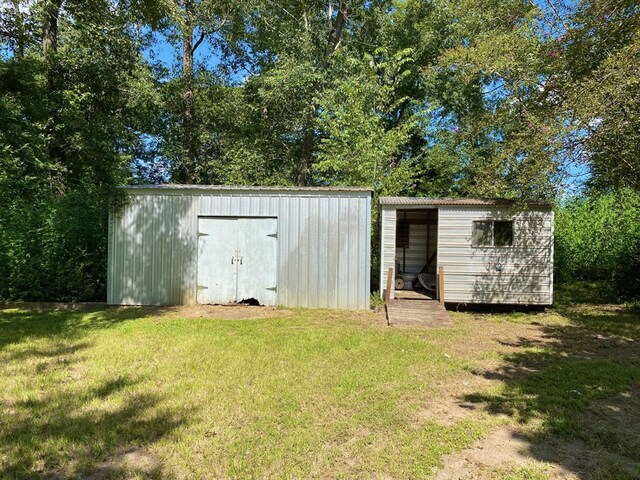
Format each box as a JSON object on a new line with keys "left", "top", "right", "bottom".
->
{"left": 1, "top": 292, "right": 639, "bottom": 479}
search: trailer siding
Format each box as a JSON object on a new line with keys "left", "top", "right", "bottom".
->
{"left": 437, "top": 206, "right": 554, "bottom": 304}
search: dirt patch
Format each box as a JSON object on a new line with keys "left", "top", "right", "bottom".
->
{"left": 414, "top": 315, "right": 556, "bottom": 427}
{"left": 156, "top": 304, "right": 296, "bottom": 320}
{"left": 1, "top": 301, "right": 107, "bottom": 312}
{"left": 431, "top": 308, "right": 640, "bottom": 480}
{"left": 82, "top": 446, "right": 162, "bottom": 480}
{"left": 433, "top": 426, "right": 640, "bottom": 480}
{"left": 444, "top": 313, "right": 558, "bottom": 363}
{"left": 577, "top": 385, "right": 640, "bottom": 461}
{"left": 414, "top": 372, "right": 501, "bottom": 426}
{"left": 433, "top": 428, "right": 555, "bottom": 479}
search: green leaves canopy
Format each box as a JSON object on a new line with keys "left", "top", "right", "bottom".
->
{"left": 1, "top": 0, "right": 639, "bottom": 301}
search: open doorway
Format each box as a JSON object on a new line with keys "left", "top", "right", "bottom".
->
{"left": 395, "top": 209, "right": 438, "bottom": 299}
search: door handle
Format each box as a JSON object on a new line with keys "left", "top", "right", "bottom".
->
{"left": 240, "top": 256, "right": 243, "bottom": 265}
{"left": 231, "top": 256, "right": 234, "bottom": 265}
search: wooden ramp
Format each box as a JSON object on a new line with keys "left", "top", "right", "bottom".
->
{"left": 386, "top": 293, "right": 452, "bottom": 328}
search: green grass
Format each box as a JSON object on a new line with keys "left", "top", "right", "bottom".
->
{"left": 464, "top": 287, "right": 640, "bottom": 451}
{"left": 0, "top": 307, "right": 490, "bottom": 478}
{"left": 1, "top": 295, "right": 639, "bottom": 479}
{"left": 490, "top": 463, "right": 551, "bottom": 480}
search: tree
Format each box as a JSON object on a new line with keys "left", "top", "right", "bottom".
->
{"left": 0, "top": 0, "right": 156, "bottom": 300}
{"left": 135, "top": 0, "right": 245, "bottom": 183}
{"left": 553, "top": 0, "right": 640, "bottom": 191}
{"left": 313, "top": 48, "right": 418, "bottom": 195}
{"left": 429, "top": 0, "right": 640, "bottom": 195}
{"left": 218, "top": 0, "right": 400, "bottom": 186}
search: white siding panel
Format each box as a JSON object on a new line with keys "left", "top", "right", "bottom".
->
{"left": 380, "top": 207, "right": 396, "bottom": 299}
{"left": 438, "top": 206, "right": 553, "bottom": 305}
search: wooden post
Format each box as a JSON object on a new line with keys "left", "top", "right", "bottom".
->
{"left": 384, "top": 267, "right": 393, "bottom": 303}
{"left": 438, "top": 266, "right": 445, "bottom": 305}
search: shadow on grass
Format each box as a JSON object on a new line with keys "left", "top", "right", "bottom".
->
{"left": 2, "top": 377, "right": 189, "bottom": 478}
{"left": 0, "top": 307, "right": 191, "bottom": 478}
{"left": 465, "top": 292, "right": 640, "bottom": 477}
{"left": 0, "top": 306, "right": 173, "bottom": 352}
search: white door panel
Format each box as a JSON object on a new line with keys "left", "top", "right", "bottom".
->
{"left": 237, "top": 218, "right": 278, "bottom": 306}
{"left": 197, "top": 218, "right": 238, "bottom": 304}
{"left": 197, "top": 217, "right": 277, "bottom": 306}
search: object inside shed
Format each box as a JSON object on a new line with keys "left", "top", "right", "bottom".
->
{"left": 395, "top": 209, "right": 438, "bottom": 293}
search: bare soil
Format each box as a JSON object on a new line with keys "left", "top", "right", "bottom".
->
{"left": 82, "top": 446, "right": 162, "bottom": 479}
{"left": 152, "top": 304, "right": 296, "bottom": 320}
{"left": 429, "top": 309, "right": 640, "bottom": 479}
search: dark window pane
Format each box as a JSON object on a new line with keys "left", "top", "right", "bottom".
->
{"left": 472, "top": 221, "right": 492, "bottom": 246}
{"left": 396, "top": 219, "right": 409, "bottom": 248}
{"left": 494, "top": 220, "right": 514, "bottom": 246}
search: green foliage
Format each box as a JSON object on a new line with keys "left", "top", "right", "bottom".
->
{"left": 369, "top": 291, "right": 384, "bottom": 310}
{"left": 0, "top": 1, "right": 155, "bottom": 301}
{"left": 555, "top": 189, "right": 640, "bottom": 300}
{"left": 556, "top": 0, "right": 640, "bottom": 191}
{"left": 313, "top": 48, "right": 418, "bottom": 194}
{"left": 1, "top": 0, "right": 639, "bottom": 301}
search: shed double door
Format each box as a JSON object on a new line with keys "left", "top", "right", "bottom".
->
{"left": 197, "top": 217, "right": 277, "bottom": 306}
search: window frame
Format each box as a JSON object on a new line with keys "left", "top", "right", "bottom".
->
{"left": 472, "top": 219, "right": 515, "bottom": 248}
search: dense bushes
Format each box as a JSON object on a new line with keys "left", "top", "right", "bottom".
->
{"left": 554, "top": 189, "right": 640, "bottom": 300}
{"left": 0, "top": 184, "right": 118, "bottom": 302}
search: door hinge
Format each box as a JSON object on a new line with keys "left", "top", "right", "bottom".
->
{"left": 267, "top": 232, "right": 277, "bottom": 238}
{"left": 266, "top": 286, "right": 277, "bottom": 292}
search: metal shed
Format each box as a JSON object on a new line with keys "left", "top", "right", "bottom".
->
{"left": 380, "top": 197, "right": 554, "bottom": 305}
{"left": 108, "top": 185, "right": 372, "bottom": 309}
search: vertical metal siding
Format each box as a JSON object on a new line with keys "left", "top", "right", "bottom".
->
{"left": 108, "top": 190, "right": 371, "bottom": 309}
{"left": 549, "top": 210, "right": 555, "bottom": 305}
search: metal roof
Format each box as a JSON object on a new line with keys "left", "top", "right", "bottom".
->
{"left": 120, "top": 184, "right": 372, "bottom": 193}
{"left": 379, "top": 196, "right": 551, "bottom": 207}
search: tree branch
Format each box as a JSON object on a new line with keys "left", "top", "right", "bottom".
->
{"left": 191, "top": 15, "right": 228, "bottom": 54}
{"left": 192, "top": 31, "right": 206, "bottom": 54}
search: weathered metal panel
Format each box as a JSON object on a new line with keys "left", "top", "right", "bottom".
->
{"left": 108, "top": 187, "right": 371, "bottom": 309}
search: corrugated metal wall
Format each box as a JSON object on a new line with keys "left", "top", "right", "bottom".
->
{"left": 108, "top": 188, "right": 371, "bottom": 309}
{"left": 438, "top": 206, "right": 554, "bottom": 305}
{"left": 379, "top": 202, "right": 554, "bottom": 305}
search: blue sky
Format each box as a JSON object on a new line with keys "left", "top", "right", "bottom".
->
{"left": 142, "top": 2, "right": 588, "bottom": 192}
{"left": 143, "top": 31, "right": 231, "bottom": 79}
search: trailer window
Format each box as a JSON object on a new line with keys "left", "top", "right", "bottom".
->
{"left": 494, "top": 220, "right": 514, "bottom": 246}
{"left": 472, "top": 221, "right": 492, "bottom": 246}
{"left": 472, "top": 220, "right": 514, "bottom": 247}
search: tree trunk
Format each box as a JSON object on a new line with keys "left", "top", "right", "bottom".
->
{"left": 42, "top": 0, "right": 61, "bottom": 54}
{"left": 9, "top": 0, "right": 26, "bottom": 58}
{"left": 180, "top": 0, "right": 195, "bottom": 184}
{"left": 297, "top": 112, "right": 316, "bottom": 186}
{"left": 296, "top": 1, "right": 349, "bottom": 186}
{"left": 42, "top": 0, "right": 64, "bottom": 193}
